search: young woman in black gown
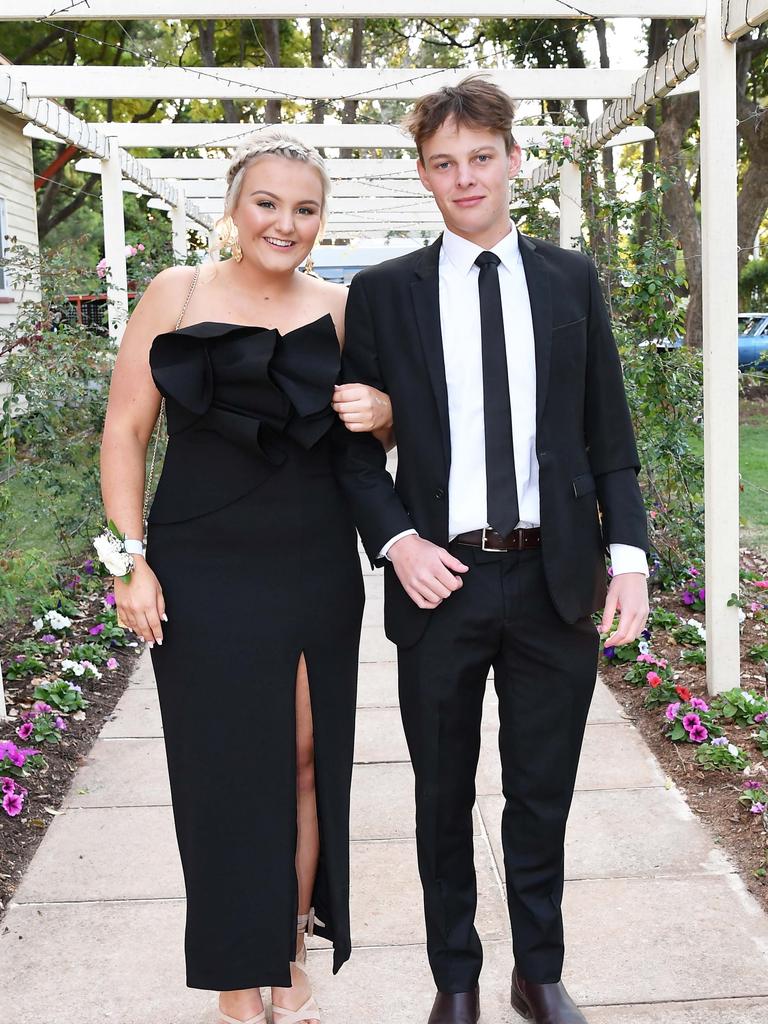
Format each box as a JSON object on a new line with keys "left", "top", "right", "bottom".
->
{"left": 100, "top": 131, "right": 392, "bottom": 1024}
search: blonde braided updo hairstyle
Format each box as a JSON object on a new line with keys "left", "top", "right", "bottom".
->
{"left": 214, "top": 128, "right": 332, "bottom": 257}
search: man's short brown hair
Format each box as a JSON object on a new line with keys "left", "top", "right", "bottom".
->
{"left": 402, "top": 74, "right": 517, "bottom": 161}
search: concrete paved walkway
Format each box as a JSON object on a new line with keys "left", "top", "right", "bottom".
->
{"left": 3, "top": 553, "right": 768, "bottom": 1024}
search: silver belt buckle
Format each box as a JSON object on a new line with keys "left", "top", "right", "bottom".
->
{"left": 481, "top": 527, "right": 495, "bottom": 551}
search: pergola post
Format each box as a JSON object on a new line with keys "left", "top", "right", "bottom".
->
{"left": 100, "top": 135, "right": 129, "bottom": 343}
{"left": 559, "top": 160, "right": 582, "bottom": 249}
{"left": 699, "top": 10, "right": 740, "bottom": 694}
{"left": 170, "top": 181, "right": 188, "bottom": 263}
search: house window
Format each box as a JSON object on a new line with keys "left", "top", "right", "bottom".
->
{"left": 0, "top": 197, "right": 8, "bottom": 293}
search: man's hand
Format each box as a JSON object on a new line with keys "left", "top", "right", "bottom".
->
{"left": 600, "top": 572, "right": 649, "bottom": 647}
{"left": 388, "top": 534, "right": 469, "bottom": 609}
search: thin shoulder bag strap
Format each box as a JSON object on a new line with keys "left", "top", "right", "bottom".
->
{"left": 142, "top": 265, "right": 201, "bottom": 530}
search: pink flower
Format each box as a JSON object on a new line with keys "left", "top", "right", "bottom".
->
{"left": 665, "top": 702, "right": 681, "bottom": 721}
{"left": 1, "top": 776, "right": 16, "bottom": 794}
{"left": 647, "top": 671, "right": 662, "bottom": 688}
{"left": 89, "top": 623, "right": 105, "bottom": 636}
{"left": 106, "top": 657, "right": 118, "bottom": 670}
{"left": 16, "top": 722, "right": 33, "bottom": 741}
{"left": 688, "top": 567, "right": 700, "bottom": 577}
{"left": 2, "top": 790, "right": 24, "bottom": 817}
{"left": 54, "top": 716, "right": 67, "bottom": 731}
{"left": 688, "top": 723, "right": 708, "bottom": 743}
{"left": 750, "top": 802, "right": 766, "bottom": 814}
{"left": 657, "top": 658, "right": 668, "bottom": 669}
{"left": 750, "top": 602, "right": 761, "bottom": 612}
{"left": 104, "top": 593, "right": 116, "bottom": 607}
{"left": 690, "top": 697, "right": 709, "bottom": 712}
{"left": 137, "top": 243, "right": 145, "bottom": 251}
{"left": 753, "top": 580, "right": 768, "bottom": 590}
{"left": 743, "top": 780, "right": 762, "bottom": 790}
{"left": 96, "top": 257, "right": 108, "bottom": 279}
{"left": 33, "top": 701, "right": 52, "bottom": 714}
{"left": 682, "top": 712, "right": 701, "bottom": 732}
{"left": 563, "top": 135, "right": 572, "bottom": 148}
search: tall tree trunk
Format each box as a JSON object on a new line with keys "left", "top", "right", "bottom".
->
{"left": 262, "top": 19, "right": 282, "bottom": 123}
{"left": 310, "top": 19, "right": 325, "bottom": 125}
{"left": 340, "top": 19, "right": 364, "bottom": 159}
{"left": 639, "top": 19, "right": 669, "bottom": 245}
{"left": 658, "top": 91, "right": 701, "bottom": 345}
{"left": 593, "top": 19, "right": 615, "bottom": 191}
{"left": 198, "top": 20, "right": 239, "bottom": 123}
{"left": 736, "top": 39, "right": 768, "bottom": 273}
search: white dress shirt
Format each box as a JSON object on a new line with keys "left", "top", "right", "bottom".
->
{"left": 382, "top": 222, "right": 647, "bottom": 577}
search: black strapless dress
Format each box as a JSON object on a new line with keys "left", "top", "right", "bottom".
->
{"left": 145, "top": 315, "right": 364, "bottom": 991}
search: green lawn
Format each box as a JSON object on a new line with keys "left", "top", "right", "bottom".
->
{"left": 740, "top": 401, "right": 768, "bottom": 554}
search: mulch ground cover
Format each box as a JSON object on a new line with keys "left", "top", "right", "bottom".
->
{"left": 600, "top": 547, "right": 768, "bottom": 912}
{"left": 0, "top": 577, "right": 143, "bottom": 917}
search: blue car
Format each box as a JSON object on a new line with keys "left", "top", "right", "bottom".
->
{"left": 739, "top": 313, "right": 768, "bottom": 370}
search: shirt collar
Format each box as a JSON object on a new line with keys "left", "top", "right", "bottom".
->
{"left": 441, "top": 220, "right": 520, "bottom": 276}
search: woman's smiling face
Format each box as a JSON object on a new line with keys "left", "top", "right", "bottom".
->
{"left": 231, "top": 155, "right": 324, "bottom": 271}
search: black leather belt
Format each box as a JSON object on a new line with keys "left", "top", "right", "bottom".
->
{"left": 454, "top": 527, "right": 541, "bottom": 552}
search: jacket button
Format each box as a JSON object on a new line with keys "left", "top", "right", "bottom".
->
{"left": 434, "top": 488, "right": 445, "bottom": 500}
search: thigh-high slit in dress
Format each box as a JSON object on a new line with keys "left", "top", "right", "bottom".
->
{"left": 145, "top": 315, "right": 364, "bottom": 991}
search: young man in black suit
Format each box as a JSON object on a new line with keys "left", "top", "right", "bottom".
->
{"left": 333, "top": 76, "right": 649, "bottom": 1024}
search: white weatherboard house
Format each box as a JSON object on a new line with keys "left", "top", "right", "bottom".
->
{"left": 0, "top": 56, "right": 40, "bottom": 332}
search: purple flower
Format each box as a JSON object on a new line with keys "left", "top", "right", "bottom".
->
{"left": 54, "top": 716, "right": 67, "bottom": 731}
{"left": 106, "top": 657, "right": 118, "bottom": 670}
{"left": 40, "top": 634, "right": 57, "bottom": 644}
{"left": 16, "top": 722, "right": 33, "bottom": 741}
{"left": 754, "top": 712, "right": 767, "bottom": 724}
{"left": 682, "top": 591, "right": 695, "bottom": 605}
{"left": 89, "top": 623, "right": 105, "bottom": 636}
{"left": 711, "top": 737, "right": 729, "bottom": 747}
{"left": 689, "top": 723, "right": 708, "bottom": 743}
{"left": 104, "top": 593, "right": 116, "bottom": 607}
{"left": 1, "top": 776, "right": 16, "bottom": 794}
{"left": 32, "top": 701, "right": 52, "bottom": 714}
{"left": 690, "top": 697, "right": 710, "bottom": 712}
{"left": 2, "top": 791, "right": 24, "bottom": 817}
{"left": 641, "top": 628, "right": 652, "bottom": 641}
{"left": 743, "top": 780, "right": 762, "bottom": 790}
{"left": 665, "top": 702, "right": 681, "bottom": 721}
{"left": 751, "top": 803, "right": 767, "bottom": 814}
{"left": 603, "top": 646, "right": 616, "bottom": 659}
{"left": 0, "top": 742, "right": 25, "bottom": 768}
{"left": 64, "top": 575, "right": 80, "bottom": 590}
{"left": 698, "top": 588, "right": 706, "bottom": 602}
{"left": 682, "top": 712, "right": 701, "bottom": 732}
{"left": 83, "top": 559, "right": 95, "bottom": 575}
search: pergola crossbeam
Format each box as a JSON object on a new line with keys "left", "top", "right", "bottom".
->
{"left": 6, "top": 65, "right": 701, "bottom": 102}
{"left": 527, "top": 26, "right": 699, "bottom": 188}
{"left": 26, "top": 120, "right": 653, "bottom": 151}
{"left": 723, "top": 0, "right": 768, "bottom": 40}
{"left": 0, "top": 2, "right": 707, "bottom": 20}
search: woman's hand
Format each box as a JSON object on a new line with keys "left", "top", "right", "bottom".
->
{"left": 114, "top": 558, "right": 167, "bottom": 646}
{"left": 332, "top": 383, "right": 393, "bottom": 433}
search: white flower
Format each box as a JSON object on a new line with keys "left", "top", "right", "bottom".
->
{"left": 32, "top": 618, "right": 43, "bottom": 631}
{"left": 93, "top": 531, "right": 133, "bottom": 577}
{"left": 738, "top": 609, "right": 746, "bottom": 624}
{"left": 686, "top": 618, "right": 706, "bottom": 640}
{"left": 728, "top": 744, "right": 740, "bottom": 757}
{"left": 61, "top": 659, "right": 85, "bottom": 676}
{"left": 638, "top": 640, "right": 650, "bottom": 655}
{"left": 45, "top": 610, "right": 72, "bottom": 631}
{"left": 744, "top": 693, "right": 756, "bottom": 704}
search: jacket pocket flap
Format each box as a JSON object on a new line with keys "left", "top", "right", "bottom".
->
{"left": 572, "top": 472, "right": 596, "bottom": 498}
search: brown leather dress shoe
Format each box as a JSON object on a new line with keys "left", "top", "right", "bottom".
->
{"left": 510, "top": 968, "right": 588, "bottom": 1023}
{"left": 427, "top": 986, "right": 480, "bottom": 1024}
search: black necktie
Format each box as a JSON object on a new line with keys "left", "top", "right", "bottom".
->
{"left": 475, "top": 251, "right": 519, "bottom": 537}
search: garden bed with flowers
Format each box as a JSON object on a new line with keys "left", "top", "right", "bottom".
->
{"left": 600, "top": 549, "right": 768, "bottom": 910}
{"left": 0, "top": 561, "right": 143, "bottom": 914}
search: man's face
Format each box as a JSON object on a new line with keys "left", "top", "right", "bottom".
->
{"left": 417, "top": 117, "right": 521, "bottom": 249}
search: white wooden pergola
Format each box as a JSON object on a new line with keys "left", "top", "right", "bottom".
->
{"left": 0, "top": 0, "right": 766, "bottom": 696}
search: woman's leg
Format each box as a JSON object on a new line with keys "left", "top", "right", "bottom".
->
{"left": 271, "top": 654, "right": 320, "bottom": 1022}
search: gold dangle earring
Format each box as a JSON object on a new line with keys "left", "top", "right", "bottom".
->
{"left": 231, "top": 240, "right": 243, "bottom": 263}
{"left": 304, "top": 250, "right": 315, "bottom": 275}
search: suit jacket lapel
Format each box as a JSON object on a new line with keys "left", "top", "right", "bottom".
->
{"left": 410, "top": 235, "right": 451, "bottom": 469}
{"left": 518, "top": 232, "right": 552, "bottom": 432}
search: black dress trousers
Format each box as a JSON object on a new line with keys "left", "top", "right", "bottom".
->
{"left": 397, "top": 544, "right": 599, "bottom": 992}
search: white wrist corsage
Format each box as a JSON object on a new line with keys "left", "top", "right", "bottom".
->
{"left": 92, "top": 521, "right": 136, "bottom": 581}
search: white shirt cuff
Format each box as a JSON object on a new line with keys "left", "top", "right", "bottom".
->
{"left": 379, "top": 529, "right": 418, "bottom": 560}
{"left": 609, "top": 543, "right": 649, "bottom": 577}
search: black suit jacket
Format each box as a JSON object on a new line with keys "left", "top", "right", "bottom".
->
{"left": 334, "top": 232, "right": 649, "bottom": 649}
